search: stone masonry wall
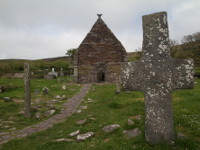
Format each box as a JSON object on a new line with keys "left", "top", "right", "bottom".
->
{"left": 78, "top": 63, "right": 121, "bottom": 83}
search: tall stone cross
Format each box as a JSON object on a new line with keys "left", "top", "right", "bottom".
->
{"left": 121, "top": 12, "right": 194, "bottom": 144}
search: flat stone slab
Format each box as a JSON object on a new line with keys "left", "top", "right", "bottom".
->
{"left": 76, "top": 109, "right": 82, "bottom": 113}
{"left": 77, "top": 132, "right": 94, "bottom": 141}
{"left": 3, "top": 97, "right": 13, "bottom": 102}
{"left": 128, "top": 119, "right": 134, "bottom": 125}
{"left": 44, "top": 110, "right": 55, "bottom": 117}
{"left": 123, "top": 128, "right": 141, "bottom": 138}
{"left": 102, "top": 124, "right": 121, "bottom": 133}
{"left": 177, "top": 132, "right": 185, "bottom": 139}
{"left": 76, "top": 119, "right": 87, "bottom": 125}
{"left": 54, "top": 138, "right": 74, "bottom": 142}
{"left": 80, "top": 106, "right": 88, "bottom": 109}
{"left": 69, "top": 130, "right": 80, "bottom": 137}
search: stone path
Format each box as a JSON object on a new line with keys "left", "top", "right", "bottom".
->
{"left": 0, "top": 84, "right": 91, "bottom": 145}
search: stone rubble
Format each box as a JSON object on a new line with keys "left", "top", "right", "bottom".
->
{"left": 9, "top": 128, "right": 16, "bottom": 131}
{"left": 76, "top": 119, "right": 87, "bottom": 125}
{"left": 3, "top": 97, "right": 13, "bottom": 102}
{"left": 54, "top": 138, "right": 74, "bottom": 142}
{"left": 61, "top": 85, "right": 66, "bottom": 90}
{"left": 177, "top": 132, "right": 185, "bottom": 139}
{"left": 0, "top": 86, "right": 5, "bottom": 93}
{"left": 55, "top": 95, "right": 65, "bottom": 100}
{"left": 102, "top": 124, "right": 121, "bottom": 133}
{"left": 77, "top": 132, "right": 94, "bottom": 141}
{"left": 128, "top": 119, "right": 134, "bottom": 125}
{"left": 18, "top": 110, "right": 24, "bottom": 115}
{"left": 123, "top": 128, "right": 141, "bottom": 138}
{"left": 80, "top": 106, "right": 88, "bottom": 110}
{"left": 35, "top": 112, "right": 41, "bottom": 119}
{"left": 42, "top": 87, "right": 49, "bottom": 95}
{"left": 76, "top": 109, "right": 82, "bottom": 113}
{"left": 0, "top": 84, "right": 91, "bottom": 145}
{"left": 1, "top": 121, "right": 15, "bottom": 124}
{"left": 69, "top": 130, "right": 80, "bottom": 137}
{"left": 44, "top": 110, "right": 55, "bottom": 117}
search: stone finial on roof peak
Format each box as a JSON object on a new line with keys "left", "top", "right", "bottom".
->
{"left": 97, "top": 14, "right": 102, "bottom": 18}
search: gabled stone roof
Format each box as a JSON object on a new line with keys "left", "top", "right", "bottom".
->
{"left": 81, "top": 16, "right": 123, "bottom": 45}
{"left": 75, "top": 15, "right": 127, "bottom": 65}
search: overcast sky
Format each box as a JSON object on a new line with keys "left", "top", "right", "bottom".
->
{"left": 0, "top": 0, "right": 200, "bottom": 60}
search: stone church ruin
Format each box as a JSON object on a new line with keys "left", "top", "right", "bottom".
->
{"left": 74, "top": 14, "right": 127, "bottom": 83}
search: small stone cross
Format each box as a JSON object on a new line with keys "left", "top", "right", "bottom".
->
{"left": 121, "top": 12, "right": 194, "bottom": 144}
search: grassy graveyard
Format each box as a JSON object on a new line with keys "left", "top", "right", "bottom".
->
{"left": 0, "top": 77, "right": 199, "bottom": 150}
{"left": 0, "top": 77, "right": 82, "bottom": 133}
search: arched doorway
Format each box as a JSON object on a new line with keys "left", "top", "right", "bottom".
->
{"left": 98, "top": 72, "right": 105, "bottom": 82}
{"left": 93, "top": 63, "right": 107, "bottom": 83}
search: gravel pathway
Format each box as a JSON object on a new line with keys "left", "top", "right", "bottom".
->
{"left": 0, "top": 84, "right": 91, "bottom": 145}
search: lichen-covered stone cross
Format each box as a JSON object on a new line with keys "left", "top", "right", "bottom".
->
{"left": 121, "top": 12, "right": 194, "bottom": 144}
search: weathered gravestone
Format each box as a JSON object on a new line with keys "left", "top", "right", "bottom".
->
{"left": 121, "top": 12, "right": 194, "bottom": 144}
{"left": 60, "top": 68, "right": 64, "bottom": 77}
{"left": 24, "top": 63, "right": 31, "bottom": 118}
{"left": 48, "top": 68, "right": 58, "bottom": 77}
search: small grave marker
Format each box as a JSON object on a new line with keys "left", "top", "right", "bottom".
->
{"left": 60, "top": 68, "right": 64, "bottom": 77}
{"left": 48, "top": 68, "right": 58, "bottom": 77}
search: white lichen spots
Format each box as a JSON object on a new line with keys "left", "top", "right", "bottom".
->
{"left": 148, "top": 26, "right": 154, "bottom": 31}
{"left": 155, "top": 18, "right": 161, "bottom": 29}
{"left": 187, "top": 59, "right": 193, "bottom": 65}
{"left": 150, "top": 72, "right": 155, "bottom": 76}
{"left": 146, "top": 53, "right": 149, "bottom": 56}
{"left": 185, "top": 64, "right": 193, "bottom": 83}
{"left": 178, "top": 81, "right": 184, "bottom": 87}
{"left": 163, "top": 14, "right": 167, "bottom": 25}
{"left": 159, "top": 28, "right": 165, "bottom": 33}
{"left": 128, "top": 62, "right": 132, "bottom": 66}
{"left": 149, "top": 63, "right": 152, "bottom": 68}
{"left": 146, "top": 88, "right": 156, "bottom": 99}
{"left": 166, "top": 72, "right": 173, "bottom": 90}
{"left": 146, "top": 42, "right": 153, "bottom": 48}
{"left": 159, "top": 27, "right": 168, "bottom": 37}
{"left": 158, "top": 43, "right": 168, "bottom": 51}
{"left": 123, "top": 68, "right": 130, "bottom": 80}
{"left": 175, "top": 61, "right": 193, "bottom": 87}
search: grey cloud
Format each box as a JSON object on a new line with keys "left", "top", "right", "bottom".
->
{"left": 0, "top": 0, "right": 200, "bottom": 59}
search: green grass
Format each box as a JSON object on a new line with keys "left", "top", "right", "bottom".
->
{"left": 0, "top": 77, "right": 82, "bottom": 132}
{"left": 1, "top": 79, "right": 200, "bottom": 150}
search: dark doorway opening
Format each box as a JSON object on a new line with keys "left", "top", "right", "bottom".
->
{"left": 98, "top": 72, "right": 105, "bottom": 82}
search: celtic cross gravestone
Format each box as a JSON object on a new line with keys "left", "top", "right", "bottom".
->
{"left": 121, "top": 12, "right": 194, "bottom": 144}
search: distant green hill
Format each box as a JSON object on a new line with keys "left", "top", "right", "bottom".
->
{"left": 0, "top": 49, "right": 199, "bottom": 75}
